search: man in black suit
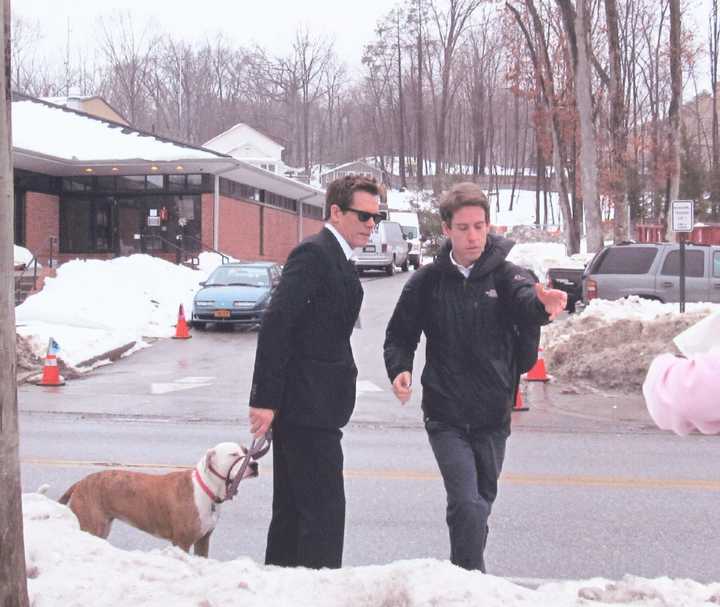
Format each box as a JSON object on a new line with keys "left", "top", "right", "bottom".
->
{"left": 249, "top": 174, "right": 382, "bottom": 569}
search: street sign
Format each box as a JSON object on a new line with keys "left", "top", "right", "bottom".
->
{"left": 671, "top": 200, "right": 694, "bottom": 232}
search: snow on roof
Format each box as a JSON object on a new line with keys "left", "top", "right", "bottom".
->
{"left": 320, "top": 160, "right": 380, "bottom": 176}
{"left": 12, "top": 98, "right": 229, "bottom": 163}
{"left": 204, "top": 122, "right": 284, "bottom": 150}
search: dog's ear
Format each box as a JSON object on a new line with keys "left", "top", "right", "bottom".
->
{"left": 204, "top": 448, "right": 216, "bottom": 471}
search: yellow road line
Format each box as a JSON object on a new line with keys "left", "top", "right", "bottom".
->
{"left": 22, "top": 458, "right": 720, "bottom": 491}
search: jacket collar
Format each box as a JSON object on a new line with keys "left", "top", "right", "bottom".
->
{"left": 323, "top": 223, "right": 354, "bottom": 260}
{"left": 436, "top": 234, "right": 514, "bottom": 279}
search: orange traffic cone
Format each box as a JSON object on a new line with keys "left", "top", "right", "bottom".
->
{"left": 172, "top": 304, "right": 192, "bottom": 340}
{"left": 525, "top": 347, "right": 549, "bottom": 382}
{"left": 37, "top": 338, "right": 65, "bottom": 386}
{"left": 513, "top": 384, "right": 528, "bottom": 411}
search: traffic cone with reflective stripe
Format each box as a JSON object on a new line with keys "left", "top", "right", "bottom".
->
{"left": 513, "top": 384, "right": 528, "bottom": 411}
{"left": 525, "top": 347, "right": 549, "bottom": 382}
{"left": 173, "top": 304, "right": 192, "bottom": 339}
{"left": 37, "top": 338, "right": 65, "bottom": 386}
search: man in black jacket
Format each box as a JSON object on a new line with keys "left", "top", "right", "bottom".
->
{"left": 384, "top": 182, "right": 566, "bottom": 573}
{"left": 249, "top": 174, "right": 382, "bottom": 569}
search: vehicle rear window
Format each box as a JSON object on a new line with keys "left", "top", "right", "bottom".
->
{"left": 660, "top": 250, "right": 705, "bottom": 277}
{"left": 592, "top": 247, "right": 658, "bottom": 274}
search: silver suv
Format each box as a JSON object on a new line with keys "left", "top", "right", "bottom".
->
{"left": 583, "top": 242, "right": 720, "bottom": 304}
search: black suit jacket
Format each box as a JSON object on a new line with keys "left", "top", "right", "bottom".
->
{"left": 249, "top": 228, "right": 364, "bottom": 429}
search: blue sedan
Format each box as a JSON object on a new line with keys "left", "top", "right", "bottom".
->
{"left": 190, "top": 261, "right": 282, "bottom": 329}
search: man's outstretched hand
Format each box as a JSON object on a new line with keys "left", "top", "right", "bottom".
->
{"left": 535, "top": 283, "right": 567, "bottom": 320}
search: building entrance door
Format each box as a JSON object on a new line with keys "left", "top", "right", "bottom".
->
{"left": 115, "top": 200, "right": 144, "bottom": 256}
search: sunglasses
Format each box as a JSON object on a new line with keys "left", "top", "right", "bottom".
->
{"left": 344, "top": 207, "right": 386, "bottom": 224}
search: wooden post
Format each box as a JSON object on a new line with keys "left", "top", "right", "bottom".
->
{"left": 0, "top": 0, "right": 30, "bottom": 603}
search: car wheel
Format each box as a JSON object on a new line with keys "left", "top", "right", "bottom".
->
{"left": 385, "top": 261, "right": 395, "bottom": 276}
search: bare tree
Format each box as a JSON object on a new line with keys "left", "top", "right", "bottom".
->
{"left": 664, "top": 0, "right": 682, "bottom": 235}
{"left": 605, "top": 0, "right": 629, "bottom": 242}
{"left": 99, "top": 11, "right": 159, "bottom": 125}
{"left": 710, "top": 0, "right": 720, "bottom": 218}
{"left": 1, "top": 1, "right": 30, "bottom": 604}
{"left": 507, "top": 0, "right": 581, "bottom": 253}
{"left": 428, "top": 0, "right": 484, "bottom": 186}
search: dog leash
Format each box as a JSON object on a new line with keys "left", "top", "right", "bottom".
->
{"left": 226, "top": 429, "right": 272, "bottom": 500}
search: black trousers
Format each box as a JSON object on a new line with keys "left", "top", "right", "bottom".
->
{"left": 265, "top": 421, "right": 345, "bottom": 569}
{"left": 425, "top": 419, "right": 508, "bottom": 573}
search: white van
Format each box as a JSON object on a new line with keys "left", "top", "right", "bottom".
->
{"left": 351, "top": 220, "right": 410, "bottom": 275}
{"left": 388, "top": 211, "right": 421, "bottom": 269}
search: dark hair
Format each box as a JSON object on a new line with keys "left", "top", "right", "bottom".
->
{"left": 439, "top": 182, "right": 490, "bottom": 225}
{"left": 325, "top": 174, "right": 380, "bottom": 219}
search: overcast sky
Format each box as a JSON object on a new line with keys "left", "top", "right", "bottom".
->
{"left": 13, "top": 0, "right": 396, "bottom": 75}
{"left": 11, "top": 0, "right": 716, "bottom": 89}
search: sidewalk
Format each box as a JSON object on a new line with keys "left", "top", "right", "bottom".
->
{"left": 514, "top": 379, "right": 655, "bottom": 431}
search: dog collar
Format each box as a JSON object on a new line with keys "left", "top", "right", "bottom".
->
{"left": 193, "top": 469, "right": 223, "bottom": 504}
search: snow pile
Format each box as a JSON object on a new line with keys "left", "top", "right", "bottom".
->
{"left": 21, "top": 493, "right": 720, "bottom": 606}
{"left": 15, "top": 254, "right": 226, "bottom": 369}
{"left": 14, "top": 244, "right": 36, "bottom": 267}
{"left": 543, "top": 298, "right": 720, "bottom": 392}
{"left": 508, "top": 242, "right": 592, "bottom": 283}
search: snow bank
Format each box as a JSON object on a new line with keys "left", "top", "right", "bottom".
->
{"left": 22, "top": 493, "right": 720, "bottom": 606}
{"left": 15, "top": 254, "right": 226, "bottom": 368}
{"left": 543, "top": 298, "right": 720, "bottom": 392}
{"left": 14, "top": 244, "right": 36, "bottom": 267}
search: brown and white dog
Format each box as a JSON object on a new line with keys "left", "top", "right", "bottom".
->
{"left": 58, "top": 442, "right": 258, "bottom": 557}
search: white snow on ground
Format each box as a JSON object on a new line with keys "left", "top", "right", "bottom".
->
{"left": 15, "top": 252, "right": 229, "bottom": 368}
{"left": 22, "top": 493, "right": 720, "bottom": 607}
{"left": 543, "top": 298, "right": 720, "bottom": 391}
{"left": 507, "top": 242, "right": 592, "bottom": 283}
{"left": 14, "top": 244, "right": 36, "bottom": 267}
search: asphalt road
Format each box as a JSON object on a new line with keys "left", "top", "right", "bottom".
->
{"left": 17, "top": 269, "right": 720, "bottom": 584}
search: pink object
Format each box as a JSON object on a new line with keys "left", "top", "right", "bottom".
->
{"left": 643, "top": 350, "right": 720, "bottom": 436}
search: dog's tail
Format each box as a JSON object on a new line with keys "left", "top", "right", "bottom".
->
{"left": 58, "top": 483, "right": 77, "bottom": 505}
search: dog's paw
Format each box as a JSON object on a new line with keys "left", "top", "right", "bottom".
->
{"left": 36, "top": 484, "right": 50, "bottom": 496}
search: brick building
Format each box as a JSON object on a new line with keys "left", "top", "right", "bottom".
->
{"left": 12, "top": 95, "right": 325, "bottom": 267}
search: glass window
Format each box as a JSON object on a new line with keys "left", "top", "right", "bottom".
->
{"left": 660, "top": 250, "right": 705, "bottom": 277}
{"left": 60, "top": 199, "right": 92, "bottom": 252}
{"left": 177, "top": 196, "right": 195, "bottom": 220}
{"left": 62, "top": 177, "right": 92, "bottom": 192}
{"left": 168, "top": 174, "right": 186, "bottom": 191}
{"left": 187, "top": 174, "right": 202, "bottom": 188}
{"left": 401, "top": 225, "right": 418, "bottom": 239}
{"left": 116, "top": 175, "right": 146, "bottom": 191}
{"left": 714, "top": 252, "right": 720, "bottom": 278}
{"left": 94, "top": 203, "right": 112, "bottom": 251}
{"left": 146, "top": 175, "right": 164, "bottom": 190}
{"left": 593, "top": 247, "right": 658, "bottom": 274}
{"left": 96, "top": 176, "right": 116, "bottom": 191}
{"left": 207, "top": 265, "right": 270, "bottom": 287}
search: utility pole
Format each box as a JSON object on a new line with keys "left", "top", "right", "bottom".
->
{"left": 0, "top": 0, "right": 30, "bottom": 604}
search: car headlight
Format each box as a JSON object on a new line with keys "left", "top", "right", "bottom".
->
{"left": 233, "top": 301, "right": 255, "bottom": 309}
{"left": 195, "top": 300, "right": 215, "bottom": 307}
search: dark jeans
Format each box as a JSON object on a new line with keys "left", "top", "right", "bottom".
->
{"left": 265, "top": 421, "right": 345, "bottom": 569}
{"left": 425, "top": 419, "right": 508, "bottom": 572}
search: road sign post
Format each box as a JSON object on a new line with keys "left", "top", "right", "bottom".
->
{"left": 671, "top": 200, "right": 694, "bottom": 313}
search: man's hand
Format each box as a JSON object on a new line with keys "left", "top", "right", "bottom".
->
{"left": 392, "top": 372, "right": 413, "bottom": 404}
{"left": 249, "top": 407, "right": 275, "bottom": 439}
{"left": 535, "top": 283, "right": 567, "bottom": 320}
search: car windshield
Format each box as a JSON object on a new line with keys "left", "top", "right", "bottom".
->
{"left": 206, "top": 266, "right": 269, "bottom": 287}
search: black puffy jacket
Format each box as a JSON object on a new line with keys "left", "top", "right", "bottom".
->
{"left": 383, "top": 235, "right": 549, "bottom": 431}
